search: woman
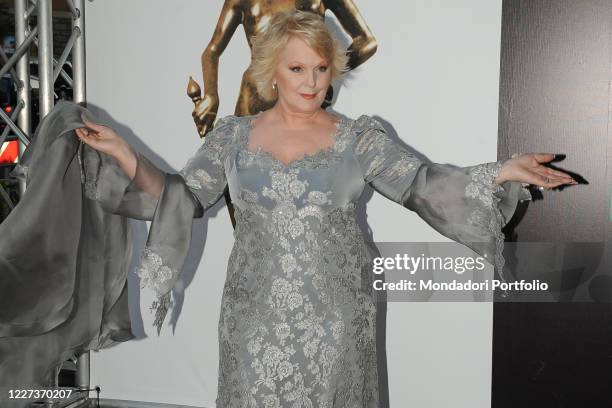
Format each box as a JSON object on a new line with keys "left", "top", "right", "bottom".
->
{"left": 76, "top": 10, "right": 575, "bottom": 408}
{"left": 189, "top": 0, "right": 378, "bottom": 135}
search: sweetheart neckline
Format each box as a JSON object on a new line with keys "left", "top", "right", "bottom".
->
{"left": 242, "top": 112, "right": 347, "bottom": 168}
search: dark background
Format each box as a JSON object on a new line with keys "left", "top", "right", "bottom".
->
{"left": 494, "top": 0, "right": 612, "bottom": 406}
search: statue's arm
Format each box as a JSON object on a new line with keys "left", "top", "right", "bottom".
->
{"left": 202, "top": 0, "right": 243, "bottom": 97}
{"left": 324, "top": 0, "right": 378, "bottom": 70}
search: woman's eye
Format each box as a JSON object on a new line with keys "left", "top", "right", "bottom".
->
{"left": 319, "top": 66, "right": 328, "bottom": 72}
{"left": 290, "top": 66, "right": 302, "bottom": 72}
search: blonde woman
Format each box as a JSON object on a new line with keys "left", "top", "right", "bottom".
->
{"left": 74, "top": 10, "right": 575, "bottom": 408}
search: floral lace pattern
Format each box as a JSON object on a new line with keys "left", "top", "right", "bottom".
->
{"left": 466, "top": 161, "right": 531, "bottom": 286}
{"left": 466, "top": 162, "right": 504, "bottom": 207}
{"left": 236, "top": 113, "right": 353, "bottom": 171}
{"left": 178, "top": 115, "right": 239, "bottom": 194}
{"left": 465, "top": 162, "right": 505, "bottom": 238}
{"left": 136, "top": 246, "right": 180, "bottom": 335}
{"left": 351, "top": 116, "right": 421, "bottom": 199}
{"left": 124, "top": 112, "right": 527, "bottom": 405}
{"left": 466, "top": 162, "right": 507, "bottom": 280}
{"left": 181, "top": 168, "right": 217, "bottom": 190}
{"left": 218, "top": 201, "right": 378, "bottom": 407}
{"left": 137, "top": 247, "right": 177, "bottom": 294}
{"left": 208, "top": 113, "right": 528, "bottom": 406}
{"left": 213, "top": 115, "right": 383, "bottom": 406}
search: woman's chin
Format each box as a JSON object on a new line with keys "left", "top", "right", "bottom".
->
{"left": 297, "top": 97, "right": 324, "bottom": 109}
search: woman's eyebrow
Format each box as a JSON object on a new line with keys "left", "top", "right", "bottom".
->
{"left": 287, "top": 60, "right": 327, "bottom": 66}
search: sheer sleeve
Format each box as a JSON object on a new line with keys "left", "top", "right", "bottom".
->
{"left": 82, "top": 115, "right": 237, "bottom": 334}
{"left": 352, "top": 115, "right": 532, "bottom": 281}
{"left": 106, "top": 151, "right": 168, "bottom": 221}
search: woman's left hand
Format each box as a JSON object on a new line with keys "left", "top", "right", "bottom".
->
{"left": 495, "top": 153, "right": 577, "bottom": 189}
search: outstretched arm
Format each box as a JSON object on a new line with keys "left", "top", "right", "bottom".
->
{"left": 77, "top": 115, "right": 237, "bottom": 220}
{"left": 351, "top": 116, "right": 575, "bottom": 281}
{"left": 76, "top": 118, "right": 167, "bottom": 220}
{"left": 78, "top": 114, "right": 237, "bottom": 334}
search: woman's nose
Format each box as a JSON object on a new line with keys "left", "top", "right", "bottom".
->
{"left": 305, "top": 69, "right": 316, "bottom": 87}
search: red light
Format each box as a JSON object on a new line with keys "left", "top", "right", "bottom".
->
{"left": 4, "top": 106, "right": 11, "bottom": 114}
{"left": 0, "top": 140, "right": 18, "bottom": 164}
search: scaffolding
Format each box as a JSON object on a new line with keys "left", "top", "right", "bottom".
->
{"left": 0, "top": 0, "right": 90, "bottom": 406}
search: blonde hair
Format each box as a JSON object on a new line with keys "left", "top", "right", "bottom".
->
{"left": 247, "top": 10, "right": 349, "bottom": 101}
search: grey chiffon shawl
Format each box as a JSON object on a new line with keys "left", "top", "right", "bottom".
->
{"left": 0, "top": 101, "right": 133, "bottom": 404}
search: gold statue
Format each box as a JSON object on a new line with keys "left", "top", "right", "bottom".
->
{"left": 186, "top": 0, "right": 377, "bottom": 226}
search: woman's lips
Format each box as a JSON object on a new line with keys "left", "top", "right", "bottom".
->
{"left": 300, "top": 93, "right": 316, "bottom": 100}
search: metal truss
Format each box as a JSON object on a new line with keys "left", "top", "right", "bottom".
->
{"left": 0, "top": 0, "right": 90, "bottom": 406}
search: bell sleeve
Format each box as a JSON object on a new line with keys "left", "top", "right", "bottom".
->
{"left": 82, "top": 115, "right": 237, "bottom": 334}
{"left": 352, "top": 115, "right": 532, "bottom": 282}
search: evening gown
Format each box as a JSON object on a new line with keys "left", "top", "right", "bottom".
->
{"left": 1, "top": 101, "right": 530, "bottom": 407}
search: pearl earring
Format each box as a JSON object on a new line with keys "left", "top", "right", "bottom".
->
{"left": 272, "top": 81, "right": 277, "bottom": 90}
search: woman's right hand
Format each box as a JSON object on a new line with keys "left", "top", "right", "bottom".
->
{"left": 76, "top": 118, "right": 138, "bottom": 179}
{"left": 75, "top": 118, "right": 133, "bottom": 160}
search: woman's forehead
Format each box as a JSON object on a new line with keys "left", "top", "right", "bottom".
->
{"left": 278, "top": 37, "right": 327, "bottom": 64}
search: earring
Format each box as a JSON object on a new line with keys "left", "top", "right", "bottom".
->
{"left": 272, "top": 81, "right": 277, "bottom": 90}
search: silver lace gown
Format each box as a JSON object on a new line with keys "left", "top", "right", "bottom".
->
{"left": 112, "top": 112, "right": 529, "bottom": 408}
{"left": 1, "top": 101, "right": 528, "bottom": 407}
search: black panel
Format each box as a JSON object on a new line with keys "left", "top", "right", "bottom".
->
{"left": 494, "top": 1, "right": 612, "bottom": 406}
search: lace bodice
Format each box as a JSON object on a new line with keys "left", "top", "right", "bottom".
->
{"left": 237, "top": 113, "right": 350, "bottom": 170}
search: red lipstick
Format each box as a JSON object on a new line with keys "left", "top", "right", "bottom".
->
{"left": 300, "top": 93, "right": 316, "bottom": 100}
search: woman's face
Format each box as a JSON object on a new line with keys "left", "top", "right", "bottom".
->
{"left": 273, "top": 36, "right": 331, "bottom": 113}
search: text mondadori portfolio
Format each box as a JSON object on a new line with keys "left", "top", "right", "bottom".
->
{"left": 373, "top": 279, "right": 549, "bottom": 291}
